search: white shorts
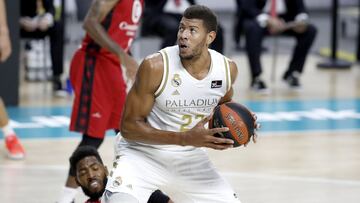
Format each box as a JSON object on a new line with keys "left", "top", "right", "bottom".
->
{"left": 105, "top": 137, "right": 241, "bottom": 203}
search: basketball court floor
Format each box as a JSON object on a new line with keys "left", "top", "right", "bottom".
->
{"left": 1, "top": 51, "right": 360, "bottom": 203}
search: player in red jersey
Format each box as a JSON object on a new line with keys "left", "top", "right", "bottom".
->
{"left": 69, "top": 146, "right": 173, "bottom": 203}
{"left": 57, "top": 0, "right": 144, "bottom": 202}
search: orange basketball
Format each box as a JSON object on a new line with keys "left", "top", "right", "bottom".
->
{"left": 209, "top": 102, "right": 256, "bottom": 147}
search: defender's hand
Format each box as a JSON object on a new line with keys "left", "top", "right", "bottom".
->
{"left": 120, "top": 53, "right": 138, "bottom": 82}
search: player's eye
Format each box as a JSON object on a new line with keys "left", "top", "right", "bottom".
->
{"left": 92, "top": 165, "right": 99, "bottom": 170}
{"left": 79, "top": 170, "right": 87, "bottom": 176}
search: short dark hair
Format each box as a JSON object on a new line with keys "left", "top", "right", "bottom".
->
{"left": 69, "top": 146, "right": 103, "bottom": 175}
{"left": 183, "top": 5, "right": 218, "bottom": 33}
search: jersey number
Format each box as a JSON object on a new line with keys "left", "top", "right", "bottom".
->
{"left": 180, "top": 114, "right": 205, "bottom": 132}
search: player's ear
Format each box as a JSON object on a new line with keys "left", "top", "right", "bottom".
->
{"left": 206, "top": 31, "right": 216, "bottom": 46}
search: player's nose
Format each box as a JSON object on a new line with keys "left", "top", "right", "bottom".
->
{"left": 179, "top": 29, "right": 190, "bottom": 39}
{"left": 87, "top": 169, "right": 96, "bottom": 179}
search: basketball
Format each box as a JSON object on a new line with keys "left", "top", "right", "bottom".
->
{"left": 209, "top": 102, "right": 256, "bottom": 147}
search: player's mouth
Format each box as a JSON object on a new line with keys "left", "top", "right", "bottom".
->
{"left": 88, "top": 179, "right": 102, "bottom": 190}
{"left": 179, "top": 43, "right": 189, "bottom": 50}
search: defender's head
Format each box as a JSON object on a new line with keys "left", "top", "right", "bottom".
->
{"left": 70, "top": 146, "right": 108, "bottom": 201}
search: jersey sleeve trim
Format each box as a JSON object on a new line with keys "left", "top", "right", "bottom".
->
{"left": 223, "top": 57, "right": 231, "bottom": 92}
{"left": 155, "top": 50, "right": 170, "bottom": 97}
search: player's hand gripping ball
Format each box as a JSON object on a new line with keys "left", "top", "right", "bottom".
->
{"left": 209, "top": 102, "right": 259, "bottom": 147}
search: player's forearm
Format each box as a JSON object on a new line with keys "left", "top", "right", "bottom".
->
{"left": 0, "top": 25, "right": 8, "bottom": 36}
{"left": 121, "top": 120, "right": 185, "bottom": 146}
{"left": 0, "top": 0, "right": 8, "bottom": 32}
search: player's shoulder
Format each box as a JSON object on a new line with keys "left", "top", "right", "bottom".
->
{"left": 227, "top": 57, "right": 237, "bottom": 69}
{"left": 145, "top": 52, "right": 163, "bottom": 63}
{"left": 139, "top": 45, "right": 177, "bottom": 77}
{"left": 143, "top": 45, "right": 178, "bottom": 68}
{"left": 135, "top": 52, "right": 164, "bottom": 92}
{"left": 137, "top": 52, "right": 164, "bottom": 81}
{"left": 142, "top": 52, "right": 164, "bottom": 71}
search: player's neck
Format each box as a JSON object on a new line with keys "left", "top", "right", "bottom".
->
{"left": 181, "top": 51, "right": 211, "bottom": 80}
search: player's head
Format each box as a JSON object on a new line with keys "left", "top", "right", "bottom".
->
{"left": 177, "top": 5, "right": 218, "bottom": 60}
{"left": 70, "top": 146, "right": 108, "bottom": 200}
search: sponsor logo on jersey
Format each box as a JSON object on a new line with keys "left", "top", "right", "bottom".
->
{"left": 118, "top": 0, "right": 142, "bottom": 37}
{"left": 119, "top": 22, "right": 139, "bottom": 31}
{"left": 171, "top": 74, "right": 182, "bottom": 87}
{"left": 211, "top": 80, "right": 222, "bottom": 88}
{"left": 92, "top": 112, "right": 102, "bottom": 118}
{"left": 165, "top": 98, "right": 218, "bottom": 108}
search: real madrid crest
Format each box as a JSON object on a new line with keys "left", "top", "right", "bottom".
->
{"left": 171, "top": 74, "right": 182, "bottom": 87}
{"left": 112, "top": 176, "right": 123, "bottom": 187}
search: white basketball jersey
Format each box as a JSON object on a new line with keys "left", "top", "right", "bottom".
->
{"left": 144, "top": 45, "right": 232, "bottom": 151}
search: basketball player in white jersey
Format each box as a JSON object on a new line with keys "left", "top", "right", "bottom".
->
{"left": 104, "top": 5, "right": 257, "bottom": 203}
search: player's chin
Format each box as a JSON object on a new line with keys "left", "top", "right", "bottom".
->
{"left": 179, "top": 51, "right": 193, "bottom": 60}
{"left": 88, "top": 186, "right": 103, "bottom": 194}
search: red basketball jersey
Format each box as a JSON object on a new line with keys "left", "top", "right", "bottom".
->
{"left": 81, "top": 0, "right": 144, "bottom": 63}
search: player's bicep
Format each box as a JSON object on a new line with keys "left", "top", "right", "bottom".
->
{"left": 123, "top": 82, "right": 155, "bottom": 124}
{"left": 121, "top": 55, "right": 163, "bottom": 130}
{"left": 229, "top": 60, "right": 238, "bottom": 84}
